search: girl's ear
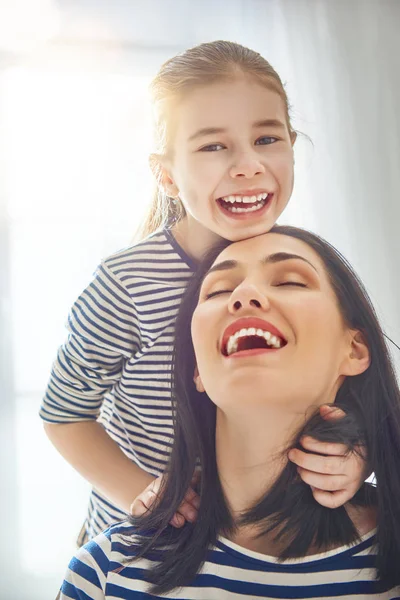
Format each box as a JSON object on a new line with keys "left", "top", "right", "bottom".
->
{"left": 290, "top": 131, "right": 297, "bottom": 146}
{"left": 193, "top": 366, "right": 205, "bottom": 393}
{"left": 149, "top": 153, "right": 179, "bottom": 198}
{"left": 341, "top": 330, "right": 370, "bottom": 377}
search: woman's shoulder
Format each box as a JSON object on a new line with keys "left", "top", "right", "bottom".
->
{"left": 73, "top": 520, "right": 140, "bottom": 572}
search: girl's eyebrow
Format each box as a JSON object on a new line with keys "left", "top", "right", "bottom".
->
{"left": 203, "top": 252, "right": 318, "bottom": 281}
{"left": 188, "top": 119, "right": 286, "bottom": 142}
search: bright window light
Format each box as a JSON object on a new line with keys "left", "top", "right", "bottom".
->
{"left": 4, "top": 65, "right": 154, "bottom": 577}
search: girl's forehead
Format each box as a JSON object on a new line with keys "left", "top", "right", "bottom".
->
{"left": 175, "top": 78, "right": 288, "bottom": 133}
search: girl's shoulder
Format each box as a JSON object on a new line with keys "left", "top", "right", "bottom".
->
{"left": 101, "top": 229, "right": 195, "bottom": 282}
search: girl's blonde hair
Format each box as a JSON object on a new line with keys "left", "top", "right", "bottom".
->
{"left": 136, "top": 40, "right": 294, "bottom": 241}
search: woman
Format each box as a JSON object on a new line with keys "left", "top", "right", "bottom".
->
{"left": 59, "top": 226, "right": 400, "bottom": 599}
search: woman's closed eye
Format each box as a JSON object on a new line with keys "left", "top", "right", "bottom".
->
{"left": 205, "top": 289, "right": 232, "bottom": 299}
{"left": 275, "top": 281, "right": 307, "bottom": 288}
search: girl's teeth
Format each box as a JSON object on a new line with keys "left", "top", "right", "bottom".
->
{"left": 221, "top": 192, "right": 269, "bottom": 204}
{"left": 231, "top": 202, "right": 264, "bottom": 213}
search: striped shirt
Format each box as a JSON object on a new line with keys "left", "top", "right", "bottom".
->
{"left": 40, "top": 229, "right": 195, "bottom": 541}
{"left": 59, "top": 521, "right": 400, "bottom": 599}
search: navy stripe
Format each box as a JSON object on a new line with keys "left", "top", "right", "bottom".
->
{"left": 58, "top": 524, "right": 397, "bottom": 599}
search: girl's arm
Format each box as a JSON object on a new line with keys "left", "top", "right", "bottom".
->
{"left": 44, "top": 420, "right": 154, "bottom": 513}
{"left": 41, "top": 262, "right": 153, "bottom": 511}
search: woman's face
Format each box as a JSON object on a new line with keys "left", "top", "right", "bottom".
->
{"left": 191, "top": 233, "right": 362, "bottom": 415}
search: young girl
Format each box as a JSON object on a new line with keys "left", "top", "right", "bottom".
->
{"left": 40, "top": 40, "right": 366, "bottom": 544}
{"left": 59, "top": 226, "right": 400, "bottom": 598}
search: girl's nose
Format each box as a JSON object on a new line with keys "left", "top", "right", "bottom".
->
{"left": 228, "top": 283, "right": 270, "bottom": 313}
{"left": 229, "top": 152, "right": 266, "bottom": 179}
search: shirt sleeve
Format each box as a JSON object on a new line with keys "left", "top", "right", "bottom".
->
{"left": 58, "top": 534, "right": 110, "bottom": 599}
{"left": 40, "top": 261, "right": 140, "bottom": 423}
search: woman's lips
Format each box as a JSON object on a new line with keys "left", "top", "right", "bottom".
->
{"left": 221, "top": 317, "right": 287, "bottom": 357}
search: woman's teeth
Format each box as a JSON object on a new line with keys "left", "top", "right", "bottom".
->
{"left": 226, "top": 327, "right": 283, "bottom": 356}
{"left": 219, "top": 192, "right": 269, "bottom": 213}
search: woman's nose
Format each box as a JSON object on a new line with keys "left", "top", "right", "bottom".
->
{"left": 228, "top": 284, "right": 270, "bottom": 313}
{"left": 229, "top": 151, "right": 266, "bottom": 179}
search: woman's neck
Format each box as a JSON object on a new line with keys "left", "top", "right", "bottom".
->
{"left": 215, "top": 407, "right": 299, "bottom": 516}
{"left": 215, "top": 408, "right": 377, "bottom": 556}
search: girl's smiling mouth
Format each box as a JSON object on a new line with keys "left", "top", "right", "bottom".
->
{"left": 216, "top": 190, "right": 273, "bottom": 218}
{"left": 221, "top": 316, "right": 287, "bottom": 357}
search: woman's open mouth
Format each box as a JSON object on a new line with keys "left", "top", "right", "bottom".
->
{"left": 221, "top": 319, "right": 288, "bottom": 357}
{"left": 216, "top": 192, "right": 272, "bottom": 217}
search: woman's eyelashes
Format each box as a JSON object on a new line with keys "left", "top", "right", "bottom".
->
{"left": 275, "top": 281, "right": 308, "bottom": 288}
{"left": 205, "top": 289, "right": 232, "bottom": 299}
{"left": 204, "top": 281, "right": 307, "bottom": 300}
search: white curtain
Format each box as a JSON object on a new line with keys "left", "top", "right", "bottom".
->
{"left": 0, "top": 1, "right": 399, "bottom": 597}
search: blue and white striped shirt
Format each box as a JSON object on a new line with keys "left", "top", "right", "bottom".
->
{"left": 40, "top": 229, "right": 195, "bottom": 540}
{"left": 59, "top": 521, "right": 400, "bottom": 599}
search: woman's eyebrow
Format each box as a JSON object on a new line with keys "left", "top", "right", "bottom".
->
{"left": 203, "top": 253, "right": 317, "bottom": 281}
{"left": 203, "top": 259, "right": 239, "bottom": 279}
{"left": 263, "top": 252, "right": 318, "bottom": 272}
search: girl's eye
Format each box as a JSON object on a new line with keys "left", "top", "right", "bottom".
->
{"left": 199, "top": 143, "right": 225, "bottom": 152}
{"left": 205, "top": 289, "right": 232, "bottom": 299}
{"left": 255, "top": 136, "right": 278, "bottom": 146}
{"left": 276, "top": 281, "right": 307, "bottom": 288}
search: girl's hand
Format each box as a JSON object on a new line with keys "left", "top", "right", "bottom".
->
{"left": 130, "top": 474, "right": 200, "bottom": 528}
{"left": 288, "top": 405, "right": 368, "bottom": 509}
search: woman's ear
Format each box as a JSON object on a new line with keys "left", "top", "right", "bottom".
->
{"left": 193, "top": 366, "right": 205, "bottom": 393}
{"left": 341, "top": 330, "right": 370, "bottom": 377}
{"left": 149, "top": 153, "right": 179, "bottom": 198}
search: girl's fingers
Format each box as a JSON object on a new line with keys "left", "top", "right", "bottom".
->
{"left": 170, "top": 498, "right": 198, "bottom": 528}
{"left": 310, "top": 487, "right": 350, "bottom": 509}
{"left": 130, "top": 497, "right": 150, "bottom": 517}
{"left": 298, "top": 437, "right": 349, "bottom": 457}
{"left": 288, "top": 448, "right": 348, "bottom": 475}
{"left": 296, "top": 466, "right": 348, "bottom": 492}
{"left": 130, "top": 485, "right": 160, "bottom": 516}
{"left": 170, "top": 513, "right": 185, "bottom": 528}
{"left": 183, "top": 488, "right": 200, "bottom": 511}
{"left": 176, "top": 499, "right": 197, "bottom": 523}
{"left": 319, "top": 404, "right": 346, "bottom": 421}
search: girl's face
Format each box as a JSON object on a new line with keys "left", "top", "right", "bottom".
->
{"left": 162, "top": 77, "right": 296, "bottom": 242}
{"left": 191, "top": 233, "right": 369, "bottom": 415}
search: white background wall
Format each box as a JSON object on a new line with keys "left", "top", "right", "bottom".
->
{"left": 0, "top": 1, "right": 399, "bottom": 598}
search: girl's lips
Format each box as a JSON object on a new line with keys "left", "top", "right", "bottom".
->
{"left": 216, "top": 194, "right": 273, "bottom": 221}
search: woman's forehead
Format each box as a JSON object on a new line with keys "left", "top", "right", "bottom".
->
{"left": 212, "top": 233, "right": 323, "bottom": 270}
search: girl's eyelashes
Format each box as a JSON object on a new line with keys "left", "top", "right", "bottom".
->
{"left": 198, "top": 136, "right": 278, "bottom": 152}
{"left": 255, "top": 136, "right": 279, "bottom": 145}
{"left": 199, "top": 143, "right": 225, "bottom": 152}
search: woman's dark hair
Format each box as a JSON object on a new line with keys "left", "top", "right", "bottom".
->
{"left": 129, "top": 225, "right": 400, "bottom": 594}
